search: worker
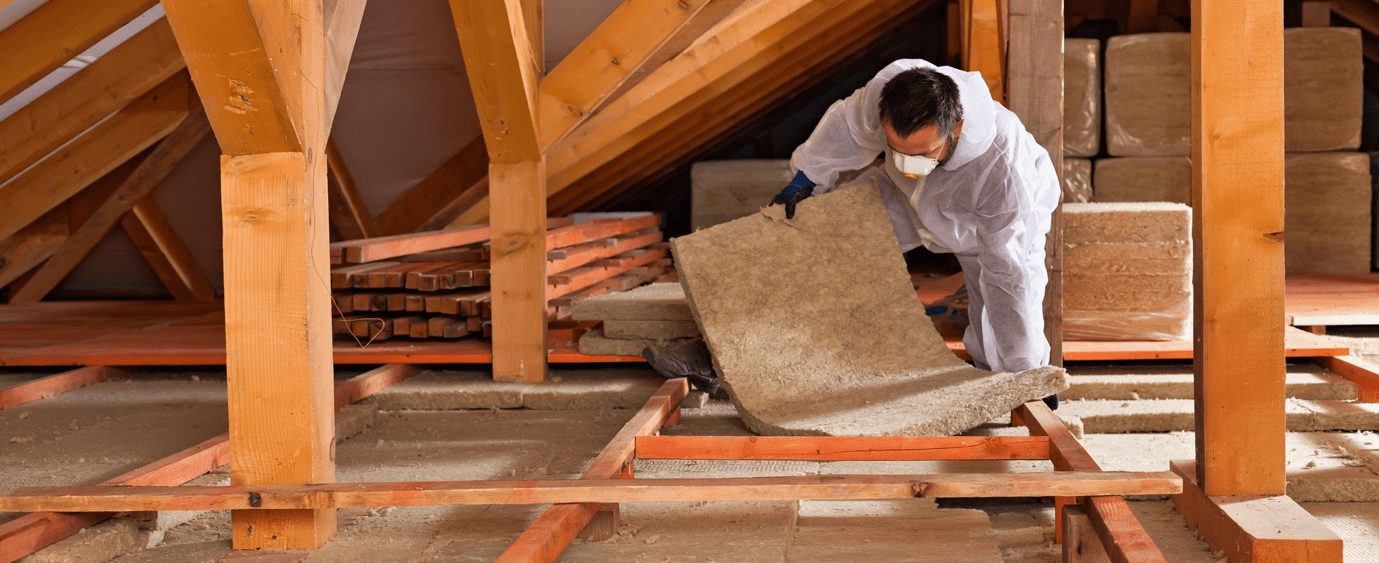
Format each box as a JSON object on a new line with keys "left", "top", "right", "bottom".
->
{"left": 770, "top": 60, "right": 1060, "bottom": 407}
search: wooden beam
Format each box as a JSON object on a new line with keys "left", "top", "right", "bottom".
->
{"left": 1331, "top": 0, "right": 1379, "bottom": 35}
{"left": 332, "top": 364, "right": 419, "bottom": 411}
{"left": 0, "top": 471, "right": 1183, "bottom": 513}
{"left": 121, "top": 197, "right": 218, "bottom": 302}
{"left": 1169, "top": 461, "right": 1342, "bottom": 562}
{"left": 1018, "top": 401, "right": 1169, "bottom": 562}
{"left": 1062, "top": 505, "right": 1112, "bottom": 563}
{"left": 498, "top": 378, "right": 686, "bottom": 561}
{"left": 453, "top": 0, "right": 547, "bottom": 381}
{"left": 963, "top": 0, "right": 1005, "bottom": 103}
{"left": 160, "top": 0, "right": 301, "bottom": 154}
{"left": 0, "top": 366, "right": 110, "bottom": 409}
{"left": 450, "top": 0, "right": 541, "bottom": 164}
{"left": 0, "top": 73, "right": 193, "bottom": 245}
{"left": 634, "top": 436, "right": 1051, "bottom": 461}
{"left": 0, "top": 0, "right": 158, "bottom": 105}
{"left": 372, "top": 136, "right": 489, "bottom": 236}
{"left": 1006, "top": 0, "right": 1063, "bottom": 367}
{"left": 324, "top": 0, "right": 368, "bottom": 134}
{"left": 0, "top": 17, "right": 184, "bottom": 187}
{"left": 222, "top": 152, "right": 334, "bottom": 550}
{"left": 8, "top": 110, "right": 212, "bottom": 304}
{"left": 1315, "top": 355, "right": 1379, "bottom": 402}
{"left": 325, "top": 137, "right": 374, "bottom": 240}
{"left": 537, "top": 0, "right": 747, "bottom": 150}
{"left": 1191, "top": 0, "right": 1286, "bottom": 497}
{"left": 487, "top": 159, "right": 548, "bottom": 381}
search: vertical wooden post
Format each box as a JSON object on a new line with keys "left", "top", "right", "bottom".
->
{"left": 452, "top": 0, "right": 547, "bottom": 382}
{"left": 489, "top": 159, "right": 549, "bottom": 381}
{"left": 1190, "top": 0, "right": 1286, "bottom": 497}
{"left": 222, "top": 152, "right": 335, "bottom": 549}
{"left": 1006, "top": 0, "right": 1064, "bottom": 368}
{"left": 164, "top": 0, "right": 345, "bottom": 549}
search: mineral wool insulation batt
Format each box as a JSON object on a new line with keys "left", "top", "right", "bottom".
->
{"left": 670, "top": 181, "right": 1066, "bottom": 437}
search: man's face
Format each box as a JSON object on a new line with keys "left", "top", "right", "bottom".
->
{"left": 883, "top": 120, "right": 961, "bottom": 167}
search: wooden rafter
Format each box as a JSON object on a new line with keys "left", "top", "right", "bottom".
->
{"left": 8, "top": 110, "right": 212, "bottom": 304}
{"left": 537, "top": 0, "right": 747, "bottom": 150}
{"left": 450, "top": 0, "right": 541, "bottom": 164}
{"left": 0, "top": 17, "right": 184, "bottom": 188}
{"left": 547, "top": 0, "right": 933, "bottom": 215}
{"left": 0, "top": 72, "right": 193, "bottom": 245}
{"left": 122, "top": 197, "right": 218, "bottom": 302}
{"left": 0, "top": 0, "right": 158, "bottom": 104}
{"left": 325, "top": 137, "right": 374, "bottom": 240}
{"left": 325, "top": 0, "right": 368, "bottom": 134}
{"left": 372, "top": 136, "right": 490, "bottom": 235}
{"left": 161, "top": 0, "right": 301, "bottom": 154}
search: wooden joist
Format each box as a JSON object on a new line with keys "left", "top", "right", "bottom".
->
{"left": 635, "top": 436, "right": 1051, "bottom": 461}
{"left": 1017, "top": 401, "right": 1169, "bottom": 561}
{"left": 324, "top": 0, "right": 368, "bottom": 134}
{"left": 9, "top": 110, "right": 212, "bottom": 304}
{"left": 1315, "top": 355, "right": 1379, "bottom": 402}
{"left": 0, "top": 0, "right": 159, "bottom": 105}
{"left": 0, "top": 471, "right": 1182, "bottom": 513}
{"left": 0, "top": 366, "right": 112, "bottom": 409}
{"left": 0, "top": 72, "right": 194, "bottom": 244}
{"left": 0, "top": 17, "right": 184, "bottom": 188}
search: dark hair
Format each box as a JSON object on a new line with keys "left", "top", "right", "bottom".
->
{"left": 878, "top": 68, "right": 963, "bottom": 138}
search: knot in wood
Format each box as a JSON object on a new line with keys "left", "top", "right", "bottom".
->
{"left": 492, "top": 235, "right": 530, "bottom": 255}
{"left": 1263, "top": 231, "right": 1284, "bottom": 244}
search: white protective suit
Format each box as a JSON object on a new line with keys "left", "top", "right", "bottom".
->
{"left": 790, "top": 59, "right": 1060, "bottom": 374}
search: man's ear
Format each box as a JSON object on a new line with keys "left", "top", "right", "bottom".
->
{"left": 952, "top": 120, "right": 964, "bottom": 141}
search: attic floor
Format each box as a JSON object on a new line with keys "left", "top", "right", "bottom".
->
{"left": 1, "top": 365, "right": 1377, "bottom": 562}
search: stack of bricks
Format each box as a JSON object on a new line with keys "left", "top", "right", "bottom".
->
{"left": 570, "top": 282, "right": 703, "bottom": 356}
{"left": 1062, "top": 202, "right": 1192, "bottom": 342}
{"left": 330, "top": 215, "right": 675, "bottom": 342}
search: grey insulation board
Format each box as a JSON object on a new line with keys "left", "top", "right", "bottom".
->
{"left": 670, "top": 181, "right": 1067, "bottom": 437}
{"left": 570, "top": 283, "right": 693, "bottom": 321}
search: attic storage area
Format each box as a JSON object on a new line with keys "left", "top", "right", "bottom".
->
{"left": 0, "top": 0, "right": 1378, "bottom": 562}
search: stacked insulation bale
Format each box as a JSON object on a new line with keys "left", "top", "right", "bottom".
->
{"left": 1096, "top": 29, "right": 1371, "bottom": 275}
{"left": 1061, "top": 38, "right": 1100, "bottom": 203}
{"left": 691, "top": 160, "right": 794, "bottom": 230}
{"left": 1063, "top": 202, "right": 1192, "bottom": 341}
{"left": 571, "top": 283, "right": 701, "bottom": 356}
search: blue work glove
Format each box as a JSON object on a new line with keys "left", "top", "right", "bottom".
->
{"left": 769, "top": 170, "right": 816, "bottom": 220}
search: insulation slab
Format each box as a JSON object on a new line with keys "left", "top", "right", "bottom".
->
{"left": 570, "top": 282, "right": 693, "bottom": 321}
{"left": 1060, "top": 398, "right": 1379, "bottom": 433}
{"left": 670, "top": 182, "right": 1066, "bottom": 437}
{"left": 1062, "top": 157, "right": 1092, "bottom": 203}
{"left": 1063, "top": 202, "right": 1192, "bottom": 341}
{"left": 1105, "top": 29, "right": 1364, "bottom": 156}
{"left": 1285, "top": 152, "right": 1372, "bottom": 274}
{"left": 1093, "top": 156, "right": 1191, "bottom": 204}
{"left": 1063, "top": 38, "right": 1101, "bottom": 158}
{"left": 602, "top": 319, "right": 701, "bottom": 340}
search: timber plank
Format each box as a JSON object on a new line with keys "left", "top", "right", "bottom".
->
{"left": 548, "top": 230, "right": 663, "bottom": 274}
{"left": 1285, "top": 274, "right": 1379, "bottom": 326}
{"left": 545, "top": 216, "right": 660, "bottom": 250}
{"left": 1315, "top": 355, "right": 1379, "bottom": 402}
{"left": 0, "top": 472, "right": 1182, "bottom": 512}
{"left": 634, "top": 436, "right": 1051, "bottom": 461}
{"left": 0, "top": 366, "right": 110, "bottom": 409}
{"left": 335, "top": 226, "right": 490, "bottom": 264}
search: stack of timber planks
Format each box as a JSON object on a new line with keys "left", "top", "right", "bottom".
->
{"left": 329, "top": 215, "right": 674, "bottom": 342}
{"left": 1093, "top": 28, "right": 1371, "bottom": 274}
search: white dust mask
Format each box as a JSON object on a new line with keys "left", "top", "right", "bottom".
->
{"left": 891, "top": 149, "right": 940, "bottom": 179}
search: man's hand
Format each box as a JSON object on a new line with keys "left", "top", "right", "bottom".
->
{"left": 768, "top": 170, "right": 816, "bottom": 219}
